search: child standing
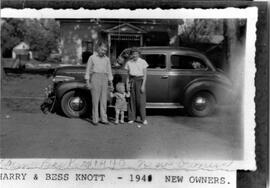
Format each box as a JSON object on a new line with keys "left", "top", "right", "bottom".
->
{"left": 110, "top": 82, "right": 130, "bottom": 124}
{"left": 85, "top": 42, "right": 113, "bottom": 125}
{"left": 124, "top": 48, "right": 148, "bottom": 125}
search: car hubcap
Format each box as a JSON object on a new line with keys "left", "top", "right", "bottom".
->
{"left": 193, "top": 96, "right": 207, "bottom": 111}
{"left": 69, "top": 97, "right": 85, "bottom": 111}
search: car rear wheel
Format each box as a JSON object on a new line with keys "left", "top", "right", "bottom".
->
{"left": 187, "top": 91, "right": 216, "bottom": 117}
{"left": 61, "top": 90, "right": 90, "bottom": 118}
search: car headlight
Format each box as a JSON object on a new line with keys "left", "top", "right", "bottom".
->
{"left": 52, "top": 75, "right": 75, "bottom": 82}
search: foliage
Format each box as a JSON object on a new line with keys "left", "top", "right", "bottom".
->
{"left": 1, "top": 19, "right": 25, "bottom": 57}
{"left": 1, "top": 18, "right": 60, "bottom": 61}
{"left": 177, "top": 19, "right": 223, "bottom": 46}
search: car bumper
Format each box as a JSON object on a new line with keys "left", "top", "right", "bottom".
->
{"left": 40, "top": 84, "right": 57, "bottom": 114}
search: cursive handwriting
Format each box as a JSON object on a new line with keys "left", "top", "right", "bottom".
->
{"left": 0, "top": 159, "right": 234, "bottom": 171}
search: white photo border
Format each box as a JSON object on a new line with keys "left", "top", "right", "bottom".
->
{"left": 1, "top": 7, "right": 258, "bottom": 171}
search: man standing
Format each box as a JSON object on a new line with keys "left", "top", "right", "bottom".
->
{"left": 85, "top": 42, "right": 113, "bottom": 125}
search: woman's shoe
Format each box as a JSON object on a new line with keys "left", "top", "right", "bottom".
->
{"left": 120, "top": 120, "right": 124, "bottom": 124}
{"left": 142, "top": 120, "right": 148, "bottom": 125}
{"left": 128, "top": 120, "right": 134, "bottom": 124}
{"left": 115, "top": 120, "right": 119, "bottom": 124}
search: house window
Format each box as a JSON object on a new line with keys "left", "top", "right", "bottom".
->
{"left": 141, "top": 54, "right": 166, "bottom": 69}
{"left": 171, "top": 55, "right": 207, "bottom": 70}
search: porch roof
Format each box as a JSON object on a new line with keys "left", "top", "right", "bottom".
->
{"left": 103, "top": 23, "right": 146, "bottom": 34}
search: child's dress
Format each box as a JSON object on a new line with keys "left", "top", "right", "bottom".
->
{"left": 113, "top": 92, "right": 129, "bottom": 111}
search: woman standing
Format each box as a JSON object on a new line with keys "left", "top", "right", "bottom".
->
{"left": 125, "top": 48, "right": 148, "bottom": 125}
{"left": 85, "top": 42, "right": 113, "bottom": 125}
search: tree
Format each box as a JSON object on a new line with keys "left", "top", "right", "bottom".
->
{"left": 1, "top": 19, "right": 27, "bottom": 57}
{"left": 177, "top": 19, "right": 224, "bottom": 46}
{"left": 26, "top": 19, "right": 60, "bottom": 61}
{"left": 1, "top": 18, "right": 60, "bottom": 61}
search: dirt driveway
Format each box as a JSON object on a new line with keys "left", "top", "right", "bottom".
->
{"left": 1, "top": 74, "right": 243, "bottom": 159}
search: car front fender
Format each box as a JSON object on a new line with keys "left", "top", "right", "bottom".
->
{"left": 55, "top": 81, "right": 91, "bottom": 100}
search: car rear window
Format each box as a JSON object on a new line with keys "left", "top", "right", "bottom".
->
{"left": 141, "top": 54, "right": 166, "bottom": 69}
{"left": 171, "top": 55, "right": 208, "bottom": 70}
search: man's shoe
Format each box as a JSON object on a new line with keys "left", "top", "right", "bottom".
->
{"left": 92, "top": 121, "right": 99, "bottom": 126}
{"left": 128, "top": 120, "right": 134, "bottom": 124}
{"left": 101, "top": 121, "right": 109, "bottom": 125}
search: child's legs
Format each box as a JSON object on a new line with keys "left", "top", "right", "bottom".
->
{"left": 120, "top": 111, "right": 124, "bottom": 121}
{"left": 115, "top": 109, "right": 120, "bottom": 122}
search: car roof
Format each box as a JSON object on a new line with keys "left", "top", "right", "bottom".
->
{"left": 135, "top": 46, "right": 215, "bottom": 70}
{"left": 137, "top": 46, "right": 201, "bottom": 53}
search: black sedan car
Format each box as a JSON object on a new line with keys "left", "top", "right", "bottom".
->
{"left": 42, "top": 46, "right": 233, "bottom": 117}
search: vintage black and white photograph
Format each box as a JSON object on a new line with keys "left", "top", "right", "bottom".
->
{"left": 0, "top": 8, "right": 257, "bottom": 170}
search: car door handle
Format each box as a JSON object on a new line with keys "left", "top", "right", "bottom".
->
{"left": 161, "top": 75, "right": 169, "bottom": 79}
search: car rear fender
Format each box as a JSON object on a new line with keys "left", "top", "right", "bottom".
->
{"left": 183, "top": 78, "right": 233, "bottom": 106}
{"left": 55, "top": 81, "right": 90, "bottom": 100}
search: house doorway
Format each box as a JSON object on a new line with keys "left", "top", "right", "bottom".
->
{"left": 110, "top": 34, "right": 142, "bottom": 60}
{"left": 105, "top": 23, "right": 146, "bottom": 61}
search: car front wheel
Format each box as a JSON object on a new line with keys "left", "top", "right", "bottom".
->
{"left": 187, "top": 91, "right": 216, "bottom": 117}
{"left": 61, "top": 90, "right": 91, "bottom": 118}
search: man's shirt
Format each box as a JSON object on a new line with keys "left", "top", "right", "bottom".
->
{"left": 85, "top": 53, "right": 113, "bottom": 81}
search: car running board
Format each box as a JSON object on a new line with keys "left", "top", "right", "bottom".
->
{"left": 108, "top": 103, "right": 184, "bottom": 109}
{"left": 146, "top": 103, "right": 184, "bottom": 109}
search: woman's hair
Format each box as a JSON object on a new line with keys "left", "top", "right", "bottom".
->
{"left": 117, "top": 47, "right": 141, "bottom": 65}
{"left": 130, "top": 47, "right": 141, "bottom": 55}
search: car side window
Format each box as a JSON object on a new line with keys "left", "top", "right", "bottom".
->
{"left": 141, "top": 54, "right": 166, "bottom": 69}
{"left": 171, "top": 55, "right": 208, "bottom": 70}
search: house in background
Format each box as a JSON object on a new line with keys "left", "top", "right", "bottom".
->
{"left": 12, "top": 41, "right": 32, "bottom": 60}
{"left": 57, "top": 18, "right": 246, "bottom": 77}
{"left": 57, "top": 19, "right": 182, "bottom": 64}
{"left": 11, "top": 41, "right": 33, "bottom": 69}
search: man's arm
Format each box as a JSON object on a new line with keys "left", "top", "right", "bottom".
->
{"left": 110, "top": 92, "right": 114, "bottom": 98}
{"left": 107, "top": 58, "right": 114, "bottom": 91}
{"left": 85, "top": 56, "right": 93, "bottom": 88}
